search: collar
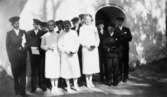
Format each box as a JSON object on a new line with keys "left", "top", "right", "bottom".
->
{"left": 109, "top": 32, "right": 114, "bottom": 37}
{"left": 119, "top": 26, "right": 123, "bottom": 30}
{"left": 34, "top": 29, "right": 39, "bottom": 34}
{"left": 13, "top": 29, "right": 19, "bottom": 36}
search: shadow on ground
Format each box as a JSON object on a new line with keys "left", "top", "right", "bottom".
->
{"left": 0, "top": 57, "right": 167, "bottom": 97}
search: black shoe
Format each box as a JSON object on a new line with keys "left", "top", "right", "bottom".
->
{"left": 30, "top": 89, "right": 36, "bottom": 93}
{"left": 22, "top": 94, "right": 29, "bottom": 97}
{"left": 106, "top": 81, "right": 113, "bottom": 86}
{"left": 122, "top": 78, "right": 128, "bottom": 82}
{"left": 112, "top": 81, "right": 119, "bottom": 86}
{"left": 39, "top": 85, "right": 47, "bottom": 91}
{"left": 19, "top": 93, "right": 29, "bottom": 97}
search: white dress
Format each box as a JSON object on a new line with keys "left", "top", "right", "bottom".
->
{"left": 41, "top": 32, "right": 61, "bottom": 79}
{"left": 79, "top": 24, "right": 100, "bottom": 75}
{"left": 58, "top": 30, "right": 81, "bottom": 79}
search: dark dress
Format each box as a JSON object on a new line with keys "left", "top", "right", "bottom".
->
{"left": 6, "top": 29, "right": 27, "bottom": 95}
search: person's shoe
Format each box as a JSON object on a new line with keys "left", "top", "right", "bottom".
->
{"left": 36, "top": 87, "right": 43, "bottom": 92}
{"left": 44, "top": 89, "right": 52, "bottom": 96}
{"left": 106, "top": 81, "right": 113, "bottom": 86}
{"left": 66, "top": 88, "right": 76, "bottom": 94}
{"left": 86, "top": 81, "right": 92, "bottom": 88}
{"left": 39, "top": 84, "right": 47, "bottom": 91}
{"left": 89, "top": 81, "right": 95, "bottom": 88}
{"left": 20, "top": 94, "right": 29, "bottom": 97}
{"left": 122, "top": 78, "right": 128, "bottom": 82}
{"left": 54, "top": 88, "right": 64, "bottom": 95}
{"left": 51, "top": 87, "right": 55, "bottom": 95}
{"left": 26, "top": 90, "right": 35, "bottom": 96}
{"left": 30, "top": 89, "right": 36, "bottom": 93}
{"left": 51, "top": 87, "right": 61, "bottom": 95}
{"left": 112, "top": 81, "right": 119, "bottom": 86}
{"left": 73, "top": 86, "right": 81, "bottom": 91}
{"left": 16, "top": 95, "right": 22, "bottom": 97}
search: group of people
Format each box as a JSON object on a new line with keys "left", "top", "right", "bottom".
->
{"left": 6, "top": 13, "right": 132, "bottom": 97}
{"left": 97, "top": 17, "right": 132, "bottom": 86}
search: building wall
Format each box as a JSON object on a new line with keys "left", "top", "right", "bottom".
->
{"left": 19, "top": 0, "right": 167, "bottom": 64}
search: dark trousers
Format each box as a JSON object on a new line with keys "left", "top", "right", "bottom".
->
{"left": 30, "top": 55, "right": 41, "bottom": 91}
{"left": 106, "top": 54, "right": 120, "bottom": 84}
{"left": 120, "top": 51, "right": 129, "bottom": 81}
{"left": 77, "top": 46, "right": 86, "bottom": 86}
{"left": 11, "top": 63, "right": 26, "bottom": 95}
{"left": 99, "top": 48, "right": 106, "bottom": 81}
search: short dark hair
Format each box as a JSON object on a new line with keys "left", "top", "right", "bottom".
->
{"left": 71, "top": 17, "right": 79, "bottom": 25}
{"left": 78, "top": 14, "right": 85, "bottom": 20}
{"left": 55, "top": 20, "right": 64, "bottom": 30}
{"left": 33, "top": 19, "right": 41, "bottom": 25}
{"left": 63, "top": 20, "right": 72, "bottom": 28}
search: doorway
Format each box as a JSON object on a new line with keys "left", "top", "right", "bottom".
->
{"left": 95, "top": 6, "right": 125, "bottom": 32}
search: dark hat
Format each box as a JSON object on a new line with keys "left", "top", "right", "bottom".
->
{"left": 55, "top": 20, "right": 64, "bottom": 30}
{"left": 96, "top": 20, "right": 104, "bottom": 25}
{"left": 55, "top": 20, "right": 64, "bottom": 25}
{"left": 116, "top": 17, "right": 124, "bottom": 21}
{"left": 78, "top": 14, "right": 85, "bottom": 19}
{"left": 71, "top": 17, "right": 79, "bottom": 24}
{"left": 9, "top": 16, "right": 20, "bottom": 24}
{"left": 63, "top": 20, "right": 72, "bottom": 28}
{"left": 39, "top": 21, "right": 47, "bottom": 27}
{"left": 107, "top": 22, "right": 115, "bottom": 27}
{"left": 33, "top": 19, "right": 41, "bottom": 25}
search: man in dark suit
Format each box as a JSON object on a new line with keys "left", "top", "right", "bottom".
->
{"left": 115, "top": 17, "right": 132, "bottom": 82}
{"left": 96, "top": 20, "right": 106, "bottom": 82}
{"left": 6, "top": 16, "right": 28, "bottom": 97}
{"left": 103, "top": 24, "right": 121, "bottom": 86}
{"left": 27, "top": 19, "right": 46, "bottom": 92}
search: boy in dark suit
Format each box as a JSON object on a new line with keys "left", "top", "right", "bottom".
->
{"left": 115, "top": 17, "right": 132, "bottom": 82}
{"left": 6, "top": 16, "right": 28, "bottom": 97}
{"left": 27, "top": 19, "right": 46, "bottom": 92}
{"left": 96, "top": 20, "right": 106, "bottom": 82}
{"left": 103, "top": 24, "right": 121, "bottom": 86}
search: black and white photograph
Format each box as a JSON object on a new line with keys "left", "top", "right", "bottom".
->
{"left": 0, "top": 0, "right": 167, "bottom": 97}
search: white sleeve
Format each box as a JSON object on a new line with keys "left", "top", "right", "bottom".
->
{"left": 40, "top": 35, "right": 48, "bottom": 51}
{"left": 94, "top": 27, "right": 100, "bottom": 47}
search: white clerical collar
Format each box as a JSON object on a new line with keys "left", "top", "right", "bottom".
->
{"left": 100, "top": 29, "right": 104, "bottom": 35}
{"left": 34, "top": 29, "right": 39, "bottom": 35}
{"left": 14, "top": 29, "right": 19, "bottom": 36}
{"left": 119, "top": 26, "right": 123, "bottom": 30}
{"left": 109, "top": 32, "right": 114, "bottom": 37}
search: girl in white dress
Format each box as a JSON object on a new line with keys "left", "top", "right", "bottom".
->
{"left": 41, "top": 20, "right": 62, "bottom": 95}
{"left": 58, "top": 20, "right": 81, "bottom": 93}
{"left": 79, "top": 14, "right": 100, "bottom": 88}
